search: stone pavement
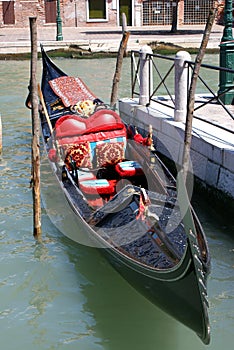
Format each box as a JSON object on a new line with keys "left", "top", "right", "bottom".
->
{"left": 0, "top": 24, "right": 228, "bottom": 54}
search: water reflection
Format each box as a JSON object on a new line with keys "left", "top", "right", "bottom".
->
{"left": 29, "top": 231, "right": 102, "bottom": 349}
{"left": 0, "top": 56, "right": 233, "bottom": 350}
{"left": 43, "top": 193, "right": 234, "bottom": 350}
{"left": 56, "top": 234, "right": 178, "bottom": 350}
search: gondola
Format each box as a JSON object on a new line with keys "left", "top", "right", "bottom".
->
{"left": 29, "top": 46, "right": 211, "bottom": 344}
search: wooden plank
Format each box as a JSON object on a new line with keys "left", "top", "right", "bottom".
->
{"left": 182, "top": 4, "right": 218, "bottom": 181}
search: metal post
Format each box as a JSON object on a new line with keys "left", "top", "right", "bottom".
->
{"left": 218, "top": 0, "right": 234, "bottom": 104}
{"left": 56, "top": 0, "right": 63, "bottom": 41}
{"left": 174, "top": 51, "right": 191, "bottom": 122}
{"left": 139, "top": 45, "right": 153, "bottom": 106}
{"left": 221, "top": 0, "right": 233, "bottom": 42}
{"left": 170, "top": 0, "right": 178, "bottom": 33}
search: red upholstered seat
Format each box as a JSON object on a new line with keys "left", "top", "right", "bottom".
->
{"left": 55, "top": 109, "right": 125, "bottom": 139}
{"left": 54, "top": 110, "right": 127, "bottom": 172}
{"left": 84, "top": 109, "right": 123, "bottom": 133}
{"left": 115, "top": 161, "right": 144, "bottom": 177}
{"left": 79, "top": 179, "right": 116, "bottom": 195}
{"left": 77, "top": 170, "right": 96, "bottom": 182}
{"left": 55, "top": 115, "right": 87, "bottom": 138}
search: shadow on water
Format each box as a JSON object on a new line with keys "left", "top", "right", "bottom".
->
{"left": 35, "top": 182, "right": 234, "bottom": 350}
{"left": 51, "top": 234, "right": 178, "bottom": 350}
{"left": 37, "top": 212, "right": 209, "bottom": 350}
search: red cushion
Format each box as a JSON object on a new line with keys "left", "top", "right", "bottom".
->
{"left": 79, "top": 179, "right": 115, "bottom": 195}
{"left": 77, "top": 170, "right": 96, "bottom": 182}
{"left": 84, "top": 109, "right": 124, "bottom": 134}
{"left": 115, "top": 161, "right": 144, "bottom": 177}
{"left": 55, "top": 115, "right": 87, "bottom": 138}
{"left": 55, "top": 110, "right": 126, "bottom": 139}
{"left": 95, "top": 142, "right": 125, "bottom": 167}
{"left": 57, "top": 129, "right": 126, "bottom": 145}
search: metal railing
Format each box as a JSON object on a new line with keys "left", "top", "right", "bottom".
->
{"left": 131, "top": 50, "right": 234, "bottom": 133}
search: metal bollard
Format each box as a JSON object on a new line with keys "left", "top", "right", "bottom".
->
{"left": 174, "top": 51, "right": 191, "bottom": 122}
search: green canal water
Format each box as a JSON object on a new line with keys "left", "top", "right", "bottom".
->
{"left": 0, "top": 56, "right": 233, "bottom": 350}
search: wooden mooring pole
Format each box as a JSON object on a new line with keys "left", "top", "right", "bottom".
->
{"left": 110, "top": 27, "right": 130, "bottom": 108}
{"left": 182, "top": 4, "right": 218, "bottom": 181}
{"left": 29, "top": 17, "right": 42, "bottom": 240}
{"left": 0, "top": 113, "right": 2, "bottom": 157}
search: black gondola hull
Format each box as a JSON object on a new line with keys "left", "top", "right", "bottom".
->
{"left": 40, "top": 153, "right": 210, "bottom": 344}
{"left": 37, "top": 47, "right": 211, "bottom": 345}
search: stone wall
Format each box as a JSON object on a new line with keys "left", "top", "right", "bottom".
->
{"left": 15, "top": 0, "right": 44, "bottom": 27}
{"left": 1, "top": 0, "right": 220, "bottom": 28}
{"left": 0, "top": 0, "right": 129, "bottom": 28}
{"left": 0, "top": 0, "right": 47, "bottom": 27}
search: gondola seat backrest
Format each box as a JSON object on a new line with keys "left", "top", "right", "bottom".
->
{"left": 55, "top": 109, "right": 126, "bottom": 170}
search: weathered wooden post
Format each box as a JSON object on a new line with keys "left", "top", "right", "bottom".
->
{"left": 0, "top": 113, "right": 2, "bottom": 156}
{"left": 121, "top": 12, "right": 128, "bottom": 57}
{"left": 174, "top": 51, "right": 191, "bottom": 122}
{"left": 139, "top": 45, "right": 153, "bottom": 106}
{"left": 29, "top": 16, "right": 42, "bottom": 240}
{"left": 110, "top": 30, "right": 130, "bottom": 107}
{"left": 182, "top": 4, "right": 218, "bottom": 181}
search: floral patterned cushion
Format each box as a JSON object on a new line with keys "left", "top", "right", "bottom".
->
{"left": 49, "top": 76, "right": 96, "bottom": 107}
{"left": 95, "top": 142, "right": 125, "bottom": 168}
{"left": 64, "top": 142, "right": 92, "bottom": 170}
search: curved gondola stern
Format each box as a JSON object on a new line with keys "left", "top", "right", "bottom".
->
{"left": 187, "top": 229, "right": 211, "bottom": 344}
{"left": 40, "top": 44, "right": 67, "bottom": 97}
{"left": 40, "top": 44, "right": 67, "bottom": 77}
{"left": 177, "top": 171, "right": 210, "bottom": 344}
